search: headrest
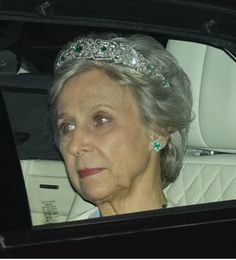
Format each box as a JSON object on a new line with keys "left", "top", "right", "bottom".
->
{"left": 0, "top": 73, "right": 60, "bottom": 160}
{"left": 167, "top": 40, "right": 236, "bottom": 153}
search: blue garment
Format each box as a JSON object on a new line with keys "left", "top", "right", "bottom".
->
{"left": 88, "top": 208, "right": 100, "bottom": 219}
{"left": 87, "top": 201, "right": 173, "bottom": 219}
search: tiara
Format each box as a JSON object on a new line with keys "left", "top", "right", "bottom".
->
{"left": 55, "top": 38, "right": 170, "bottom": 88}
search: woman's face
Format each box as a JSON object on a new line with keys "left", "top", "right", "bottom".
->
{"left": 57, "top": 69, "right": 156, "bottom": 204}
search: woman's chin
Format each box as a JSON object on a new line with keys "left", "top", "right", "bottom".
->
{"left": 81, "top": 188, "right": 113, "bottom": 204}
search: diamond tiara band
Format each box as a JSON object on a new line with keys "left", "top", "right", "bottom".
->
{"left": 55, "top": 38, "right": 170, "bottom": 88}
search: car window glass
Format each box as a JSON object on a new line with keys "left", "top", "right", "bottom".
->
{"left": 1, "top": 35, "right": 236, "bottom": 227}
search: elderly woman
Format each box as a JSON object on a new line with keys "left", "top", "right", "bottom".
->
{"left": 48, "top": 33, "right": 192, "bottom": 219}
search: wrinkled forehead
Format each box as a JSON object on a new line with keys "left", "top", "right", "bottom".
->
{"left": 56, "top": 69, "right": 139, "bottom": 116}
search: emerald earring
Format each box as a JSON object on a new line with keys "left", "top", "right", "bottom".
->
{"left": 152, "top": 141, "right": 161, "bottom": 152}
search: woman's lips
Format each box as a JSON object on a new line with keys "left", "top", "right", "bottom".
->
{"left": 77, "top": 168, "right": 105, "bottom": 178}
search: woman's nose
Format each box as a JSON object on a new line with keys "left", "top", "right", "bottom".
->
{"left": 68, "top": 127, "right": 92, "bottom": 157}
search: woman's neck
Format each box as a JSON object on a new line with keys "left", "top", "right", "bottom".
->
{"left": 97, "top": 167, "right": 166, "bottom": 217}
{"left": 98, "top": 190, "right": 166, "bottom": 216}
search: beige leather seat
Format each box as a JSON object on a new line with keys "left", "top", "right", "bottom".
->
{"left": 20, "top": 160, "right": 93, "bottom": 225}
{"left": 164, "top": 40, "right": 236, "bottom": 206}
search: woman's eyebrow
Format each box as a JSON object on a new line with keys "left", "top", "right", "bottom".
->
{"left": 56, "top": 104, "right": 114, "bottom": 119}
{"left": 90, "top": 103, "right": 114, "bottom": 110}
{"left": 56, "top": 112, "right": 68, "bottom": 121}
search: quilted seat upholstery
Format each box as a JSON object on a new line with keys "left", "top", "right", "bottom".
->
{"left": 164, "top": 152, "right": 236, "bottom": 206}
{"left": 164, "top": 40, "right": 236, "bottom": 206}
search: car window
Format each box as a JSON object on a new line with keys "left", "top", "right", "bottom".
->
{"left": 1, "top": 22, "right": 236, "bottom": 227}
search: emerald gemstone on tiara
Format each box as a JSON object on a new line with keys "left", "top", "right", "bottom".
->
{"left": 101, "top": 46, "right": 107, "bottom": 52}
{"left": 76, "top": 45, "right": 83, "bottom": 53}
{"left": 55, "top": 38, "right": 170, "bottom": 88}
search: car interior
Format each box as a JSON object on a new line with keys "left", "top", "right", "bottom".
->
{"left": 1, "top": 22, "right": 236, "bottom": 227}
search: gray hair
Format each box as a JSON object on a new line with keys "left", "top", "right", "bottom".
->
{"left": 48, "top": 33, "right": 193, "bottom": 188}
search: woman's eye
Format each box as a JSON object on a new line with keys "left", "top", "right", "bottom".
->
{"left": 59, "top": 122, "right": 75, "bottom": 136}
{"left": 94, "top": 115, "right": 111, "bottom": 127}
